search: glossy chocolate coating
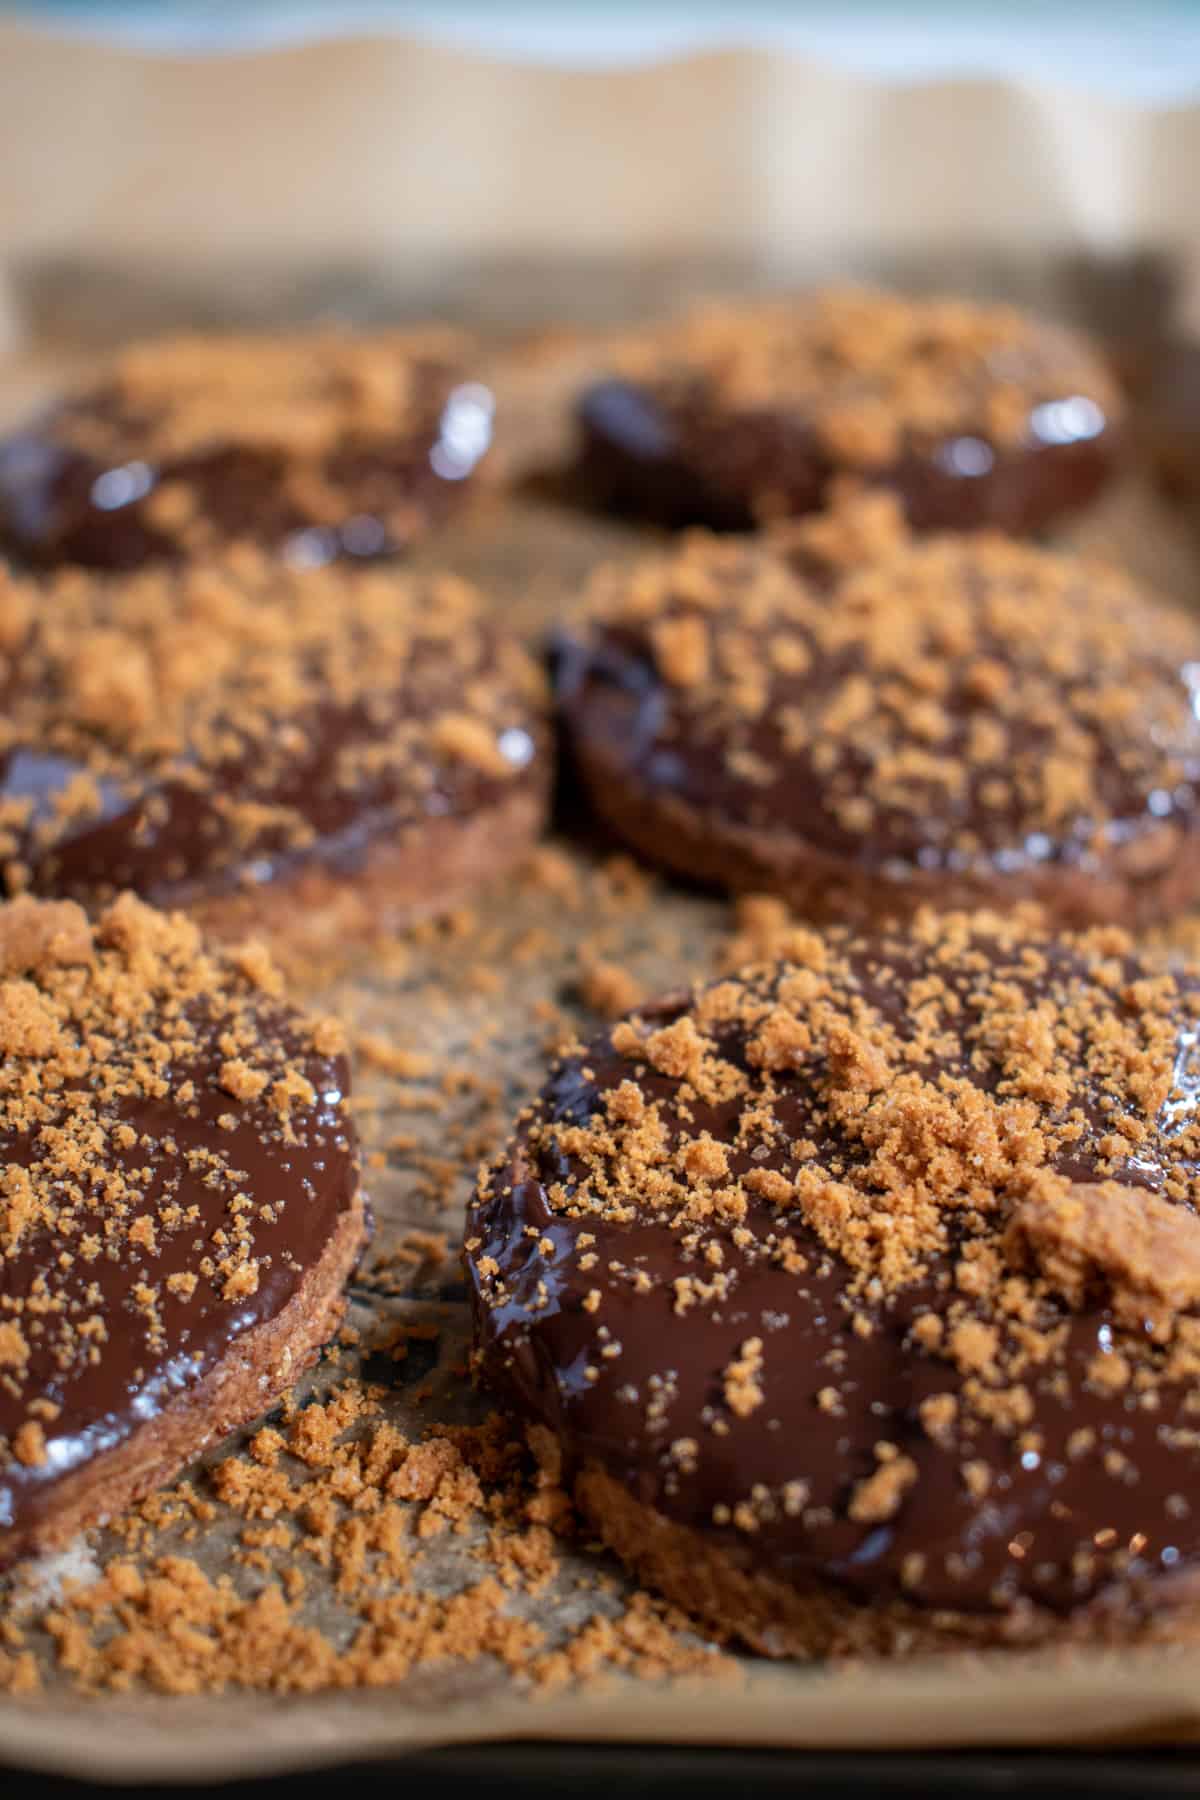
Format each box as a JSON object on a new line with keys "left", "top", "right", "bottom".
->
{"left": 0, "top": 563, "right": 547, "bottom": 913}
{"left": 469, "top": 945, "right": 1200, "bottom": 1621}
{"left": 579, "top": 368, "right": 1119, "bottom": 536}
{"left": 0, "top": 362, "right": 492, "bottom": 572}
{"left": 558, "top": 538, "right": 1200, "bottom": 894}
{"left": 0, "top": 994, "right": 358, "bottom": 1543}
{"left": 4, "top": 662, "right": 546, "bottom": 915}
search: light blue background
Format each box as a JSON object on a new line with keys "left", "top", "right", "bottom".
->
{"left": 3, "top": 2, "right": 1200, "bottom": 101}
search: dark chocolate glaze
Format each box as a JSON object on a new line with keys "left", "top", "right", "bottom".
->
{"left": 0, "top": 573, "right": 548, "bottom": 913}
{"left": 0, "top": 369, "right": 492, "bottom": 572}
{"left": 578, "top": 376, "right": 1119, "bottom": 535}
{"left": 0, "top": 998, "right": 359, "bottom": 1543}
{"left": 468, "top": 943, "right": 1200, "bottom": 1621}
{"left": 4, "top": 679, "right": 548, "bottom": 915}
{"left": 557, "top": 543, "right": 1200, "bottom": 889}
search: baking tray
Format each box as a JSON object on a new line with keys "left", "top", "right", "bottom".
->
{"left": 9, "top": 1744, "right": 1200, "bottom": 1797}
{"left": 3, "top": 257, "right": 1200, "bottom": 1782}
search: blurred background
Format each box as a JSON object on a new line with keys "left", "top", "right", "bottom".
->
{"left": 5, "top": 2, "right": 1200, "bottom": 97}
{"left": 0, "top": 1, "right": 1198, "bottom": 355}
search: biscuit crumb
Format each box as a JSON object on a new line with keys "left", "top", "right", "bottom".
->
{"left": 848, "top": 1453, "right": 918, "bottom": 1524}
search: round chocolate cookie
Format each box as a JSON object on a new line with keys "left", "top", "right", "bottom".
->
{"left": 0, "top": 554, "right": 550, "bottom": 953}
{"left": 468, "top": 910, "right": 1200, "bottom": 1655}
{"left": 557, "top": 509, "right": 1200, "bottom": 928}
{"left": 0, "top": 330, "right": 493, "bottom": 571}
{"left": 578, "top": 288, "right": 1122, "bottom": 534}
{"left": 0, "top": 892, "right": 366, "bottom": 1560}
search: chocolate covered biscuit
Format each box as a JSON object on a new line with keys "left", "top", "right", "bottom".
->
{"left": 578, "top": 288, "right": 1121, "bottom": 534}
{"left": 0, "top": 330, "right": 492, "bottom": 571}
{"left": 0, "top": 555, "right": 551, "bottom": 955}
{"left": 558, "top": 505, "right": 1200, "bottom": 928}
{"left": 0, "top": 893, "right": 366, "bottom": 1560}
{"left": 469, "top": 910, "right": 1200, "bottom": 1654}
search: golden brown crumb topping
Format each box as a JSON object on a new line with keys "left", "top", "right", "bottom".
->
{"left": 0, "top": 554, "right": 546, "bottom": 905}
{"left": 572, "top": 506, "right": 1200, "bottom": 871}
{"left": 0, "top": 327, "right": 491, "bottom": 568}
{"left": 469, "top": 906, "right": 1200, "bottom": 1614}
{"left": 0, "top": 892, "right": 357, "bottom": 1525}
{"left": 60, "top": 328, "right": 471, "bottom": 464}
{"left": 613, "top": 287, "right": 1122, "bottom": 467}
{"left": 509, "top": 909, "right": 1200, "bottom": 1321}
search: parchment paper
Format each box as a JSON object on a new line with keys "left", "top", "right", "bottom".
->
{"left": 2, "top": 19, "right": 1200, "bottom": 353}
{"left": 2, "top": 64, "right": 1200, "bottom": 1768}
{"left": 1, "top": 23, "right": 1199, "bottom": 269}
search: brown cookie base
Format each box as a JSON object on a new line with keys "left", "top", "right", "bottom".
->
{"left": 571, "top": 736, "right": 1200, "bottom": 932}
{"left": 0, "top": 1192, "right": 369, "bottom": 1564}
{"left": 576, "top": 1464, "right": 1200, "bottom": 1659}
{"left": 178, "top": 783, "right": 550, "bottom": 961}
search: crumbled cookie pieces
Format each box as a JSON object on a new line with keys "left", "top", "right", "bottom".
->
{"left": 613, "top": 288, "right": 1121, "bottom": 469}
{"left": 1, "top": 1380, "right": 730, "bottom": 1698}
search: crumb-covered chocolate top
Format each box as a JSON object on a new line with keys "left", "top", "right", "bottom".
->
{"left": 0, "top": 329, "right": 492, "bottom": 567}
{"left": 66, "top": 330, "right": 471, "bottom": 462}
{"left": 561, "top": 507, "right": 1200, "bottom": 883}
{"left": 606, "top": 288, "right": 1122, "bottom": 470}
{"left": 0, "top": 554, "right": 547, "bottom": 910}
{"left": 0, "top": 893, "right": 359, "bottom": 1539}
{"left": 468, "top": 908, "right": 1200, "bottom": 1617}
